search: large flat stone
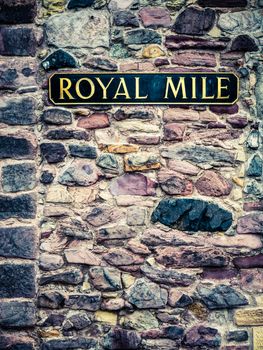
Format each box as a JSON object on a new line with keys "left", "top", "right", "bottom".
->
{"left": 0, "top": 194, "right": 36, "bottom": 220}
{"left": 0, "top": 301, "right": 36, "bottom": 328}
{"left": 0, "top": 0, "right": 37, "bottom": 24}
{"left": 46, "top": 9, "right": 110, "bottom": 48}
{"left": 218, "top": 10, "right": 262, "bottom": 34}
{"left": 0, "top": 27, "right": 37, "bottom": 56}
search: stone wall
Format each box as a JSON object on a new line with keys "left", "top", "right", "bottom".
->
{"left": 0, "top": 0, "right": 262, "bottom": 349}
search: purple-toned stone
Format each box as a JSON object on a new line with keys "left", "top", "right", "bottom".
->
{"left": 165, "top": 35, "right": 229, "bottom": 50}
{"left": 231, "top": 35, "right": 258, "bottom": 52}
{"left": 237, "top": 213, "right": 263, "bottom": 234}
{"left": 202, "top": 268, "right": 239, "bottom": 280}
{"left": 0, "top": 0, "right": 37, "bottom": 24}
{"left": 183, "top": 326, "right": 221, "bottom": 348}
{"left": 110, "top": 173, "right": 157, "bottom": 196}
{"left": 226, "top": 115, "right": 248, "bottom": 128}
{"left": 233, "top": 254, "right": 263, "bottom": 268}
{"left": 210, "top": 104, "right": 239, "bottom": 115}
{"left": 139, "top": 7, "right": 172, "bottom": 28}
{"left": 0, "top": 27, "right": 37, "bottom": 56}
{"left": 243, "top": 201, "right": 263, "bottom": 212}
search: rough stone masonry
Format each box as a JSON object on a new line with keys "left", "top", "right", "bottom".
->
{"left": 0, "top": 0, "right": 262, "bottom": 349}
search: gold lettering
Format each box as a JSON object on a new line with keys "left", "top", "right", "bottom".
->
{"left": 164, "top": 77, "right": 187, "bottom": 99}
{"left": 113, "top": 78, "right": 131, "bottom": 99}
{"left": 96, "top": 77, "right": 114, "bottom": 99}
{"left": 191, "top": 77, "right": 197, "bottom": 99}
{"left": 135, "top": 77, "right": 148, "bottom": 99}
{"left": 202, "top": 77, "right": 215, "bottom": 99}
{"left": 217, "top": 77, "right": 230, "bottom": 99}
{"left": 59, "top": 78, "right": 74, "bottom": 100}
{"left": 76, "top": 78, "right": 95, "bottom": 100}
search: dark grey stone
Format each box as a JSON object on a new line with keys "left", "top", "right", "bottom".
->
{"left": 41, "top": 338, "right": 97, "bottom": 350}
{"left": 227, "top": 330, "right": 248, "bottom": 342}
{"left": 42, "top": 313, "right": 66, "bottom": 327}
{"left": 40, "top": 143, "right": 67, "bottom": 163}
{"left": 113, "top": 11, "right": 140, "bottom": 27}
{"left": 96, "top": 154, "right": 119, "bottom": 174}
{"left": 198, "top": 0, "right": 247, "bottom": 6}
{"left": 0, "top": 135, "right": 36, "bottom": 159}
{"left": 197, "top": 285, "right": 248, "bottom": 309}
{"left": 175, "top": 294, "right": 193, "bottom": 308}
{"left": 0, "top": 264, "right": 36, "bottom": 298}
{"left": 40, "top": 171, "right": 54, "bottom": 184}
{"left": 39, "top": 268, "right": 83, "bottom": 285}
{"left": 0, "top": 27, "right": 36, "bottom": 56}
{"left": 104, "top": 328, "right": 141, "bottom": 350}
{"left": 0, "top": 97, "right": 36, "bottom": 125}
{"left": 68, "top": 0, "right": 95, "bottom": 9}
{"left": 173, "top": 7, "right": 216, "bottom": 35}
{"left": 42, "top": 49, "right": 78, "bottom": 70}
{"left": 2, "top": 163, "right": 36, "bottom": 192}
{"left": 124, "top": 29, "right": 162, "bottom": 45}
{"left": 46, "top": 129, "right": 89, "bottom": 140}
{"left": 42, "top": 109, "right": 72, "bottom": 125}
{"left": 63, "top": 312, "right": 92, "bottom": 331}
{"left": 0, "top": 301, "right": 36, "bottom": 328}
{"left": 0, "top": 194, "right": 36, "bottom": 220}
{"left": 38, "top": 291, "right": 65, "bottom": 309}
{"left": 151, "top": 198, "right": 232, "bottom": 232}
{"left": 69, "top": 145, "right": 97, "bottom": 159}
{"left": 0, "top": 0, "right": 37, "bottom": 24}
{"left": 0, "top": 227, "right": 36, "bottom": 259}
{"left": 247, "top": 154, "right": 262, "bottom": 177}
{"left": 64, "top": 293, "right": 101, "bottom": 311}
{"left": 231, "top": 34, "right": 258, "bottom": 52}
{"left": 114, "top": 109, "right": 154, "bottom": 121}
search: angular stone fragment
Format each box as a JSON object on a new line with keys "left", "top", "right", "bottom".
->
{"left": 142, "top": 45, "right": 165, "bottom": 58}
{"left": 195, "top": 171, "right": 232, "bottom": 197}
{"left": 63, "top": 311, "right": 92, "bottom": 331}
{"left": 121, "top": 310, "right": 158, "bottom": 331}
{"left": 85, "top": 205, "right": 122, "bottom": 226}
{"left": 65, "top": 293, "right": 101, "bottom": 311}
{"left": 41, "top": 338, "right": 97, "bottom": 350}
{"left": 97, "top": 225, "right": 136, "bottom": 242}
{"left": 110, "top": 173, "right": 156, "bottom": 196}
{"left": 0, "top": 135, "right": 36, "bottom": 159}
{"left": 152, "top": 198, "right": 232, "bottom": 232}
{"left": 218, "top": 10, "right": 262, "bottom": 34}
{"left": 235, "top": 308, "right": 263, "bottom": 326}
{"left": 69, "top": 145, "right": 97, "bottom": 159}
{"left": 233, "top": 254, "right": 263, "bottom": 268}
{"left": 0, "top": 97, "right": 36, "bottom": 125}
{"left": 124, "top": 29, "right": 162, "bottom": 45}
{"left": 0, "top": 336, "right": 34, "bottom": 350}
{"left": 231, "top": 35, "right": 258, "bottom": 52}
{"left": 58, "top": 220, "right": 92, "bottom": 240}
{"left": 42, "top": 49, "right": 78, "bottom": 70}
{"left": 163, "top": 123, "right": 186, "bottom": 141}
{"left": 127, "top": 278, "right": 168, "bottom": 308}
{"left": 38, "top": 291, "right": 65, "bottom": 309}
{"left": 2, "top": 163, "right": 36, "bottom": 192}
{"left": 165, "top": 35, "right": 229, "bottom": 50}
{"left": 127, "top": 207, "right": 146, "bottom": 226}
{"left": 46, "top": 129, "right": 89, "bottom": 141}
{"left": 40, "top": 253, "right": 64, "bottom": 271}
{"left": 42, "top": 108, "right": 72, "bottom": 125}
{"left": 46, "top": 9, "right": 110, "bottom": 48}
{"left": 158, "top": 170, "right": 193, "bottom": 196}
{"left": 226, "top": 115, "right": 248, "bottom": 129}
{"left": 227, "top": 330, "right": 248, "bottom": 342}
{"left": 113, "top": 11, "right": 139, "bottom": 27}
{"left": 156, "top": 246, "right": 228, "bottom": 267}
{"left": 0, "top": 226, "right": 36, "bottom": 259}
{"left": 40, "top": 268, "right": 83, "bottom": 285}
{"left": 237, "top": 213, "right": 263, "bottom": 234}
{"left": 247, "top": 155, "right": 262, "bottom": 177}
{"left": 173, "top": 7, "right": 216, "bottom": 35}
{"left": 77, "top": 113, "right": 110, "bottom": 129}
{"left": 114, "top": 109, "right": 154, "bottom": 121}
{"left": 97, "top": 154, "right": 119, "bottom": 175}
{"left": 104, "top": 248, "right": 144, "bottom": 266}
{"left": 0, "top": 194, "right": 36, "bottom": 220}
{"left": 0, "top": 0, "right": 37, "bottom": 24}
{"left": 89, "top": 266, "right": 122, "bottom": 291}
{"left": 183, "top": 326, "right": 221, "bottom": 348}
{"left": 0, "top": 27, "right": 37, "bottom": 56}
{"left": 104, "top": 328, "right": 141, "bottom": 350}
{"left": 139, "top": 7, "right": 172, "bottom": 28}
{"left": 40, "top": 143, "right": 67, "bottom": 163}
{"left": 198, "top": 0, "right": 247, "bottom": 6}
{"left": 68, "top": 0, "right": 95, "bottom": 9}
{"left": 141, "top": 263, "right": 195, "bottom": 287}
{"left": 83, "top": 57, "right": 118, "bottom": 71}
{"left": 197, "top": 285, "right": 248, "bottom": 309}
{"left": 0, "top": 301, "right": 36, "bottom": 328}
{"left": 65, "top": 249, "right": 101, "bottom": 265}
{"left": 124, "top": 152, "right": 160, "bottom": 172}
{"left": 210, "top": 105, "right": 239, "bottom": 115}
{"left": 171, "top": 51, "right": 216, "bottom": 67}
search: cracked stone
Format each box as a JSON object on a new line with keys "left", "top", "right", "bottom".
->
{"left": 42, "top": 49, "right": 78, "bottom": 70}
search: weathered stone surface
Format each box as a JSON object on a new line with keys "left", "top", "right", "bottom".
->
{"left": 0, "top": 0, "right": 37, "bottom": 24}
{"left": 40, "top": 171, "right": 54, "bottom": 184}
{"left": 198, "top": 0, "right": 247, "bottom": 6}
{"left": 195, "top": 171, "right": 232, "bottom": 197}
{"left": 97, "top": 225, "right": 136, "bottom": 242}
{"left": 142, "top": 339, "right": 180, "bottom": 349}
{"left": 171, "top": 51, "right": 216, "bottom": 67}
{"left": 0, "top": 135, "right": 36, "bottom": 159}
{"left": 63, "top": 311, "right": 92, "bottom": 331}
{"left": 0, "top": 97, "right": 36, "bottom": 125}
{"left": 46, "top": 9, "right": 110, "bottom": 48}
{"left": 173, "top": 7, "right": 216, "bottom": 35}
{"left": 2, "top": 163, "right": 36, "bottom": 192}
{"left": 235, "top": 308, "right": 263, "bottom": 326}
{"left": 226, "top": 115, "right": 248, "bottom": 129}
{"left": 84, "top": 57, "right": 118, "bottom": 71}
{"left": 69, "top": 145, "right": 97, "bottom": 159}
{"left": 127, "top": 278, "right": 168, "bottom": 308}
{"left": 102, "top": 144, "right": 139, "bottom": 153}
{"left": 77, "top": 113, "right": 110, "bottom": 129}
{"left": 95, "top": 310, "right": 118, "bottom": 325}
{"left": 42, "top": 49, "right": 78, "bottom": 70}
{"left": 183, "top": 326, "right": 221, "bottom": 348}
{"left": 163, "top": 123, "right": 186, "bottom": 141}
{"left": 0, "top": 335, "right": 34, "bottom": 350}
{"left": 40, "top": 253, "right": 64, "bottom": 271}
{"left": 0, "top": 27, "right": 36, "bottom": 56}
{"left": 0, "top": 226, "right": 36, "bottom": 259}
{"left": 0, "top": 301, "right": 36, "bottom": 328}
{"left": 89, "top": 266, "right": 122, "bottom": 291}
{"left": 152, "top": 198, "right": 232, "bottom": 232}
{"left": 65, "top": 248, "right": 101, "bottom": 265}
{"left": 110, "top": 173, "right": 156, "bottom": 196}
{"left": 237, "top": 213, "right": 263, "bottom": 234}
{"left": 227, "top": 330, "right": 248, "bottom": 342}
{"left": 104, "top": 328, "right": 141, "bottom": 350}
{"left": 197, "top": 285, "right": 248, "bottom": 309}
{"left": 161, "top": 145, "right": 235, "bottom": 166}
{"left": 165, "top": 35, "right": 229, "bottom": 50}
{"left": 127, "top": 207, "right": 146, "bottom": 226}
{"left": 104, "top": 248, "right": 144, "bottom": 266}
{"left": 114, "top": 109, "right": 154, "bottom": 121}
{"left": 231, "top": 35, "right": 258, "bottom": 52}
{"left": 158, "top": 170, "right": 193, "bottom": 196}
{"left": 38, "top": 291, "right": 65, "bottom": 309}
{"left": 68, "top": 0, "right": 95, "bottom": 9}
{"left": 46, "top": 129, "right": 90, "bottom": 141}
{"left": 65, "top": 293, "right": 101, "bottom": 311}
{"left": 40, "top": 143, "right": 67, "bottom": 163}
{"left": 124, "top": 152, "right": 160, "bottom": 172}
{"left": 113, "top": 11, "right": 139, "bottom": 27}
{"left": 58, "top": 160, "right": 102, "bottom": 186}
{"left": 142, "top": 45, "right": 165, "bottom": 58}
{"left": 124, "top": 29, "right": 162, "bottom": 45}
{"left": 41, "top": 338, "right": 97, "bottom": 350}
{"left": 247, "top": 154, "right": 262, "bottom": 177}
{"left": 244, "top": 201, "right": 263, "bottom": 212}
{"left": 168, "top": 159, "right": 199, "bottom": 175}
{"left": 108, "top": 0, "right": 134, "bottom": 10}
{"left": 85, "top": 205, "right": 123, "bottom": 226}
{"left": 121, "top": 310, "right": 158, "bottom": 331}
{"left": 0, "top": 263, "right": 35, "bottom": 298}
{"left": 40, "top": 268, "right": 83, "bottom": 285}
{"left": 139, "top": 7, "right": 172, "bottom": 28}
{"left": 218, "top": 10, "right": 262, "bottom": 34}
{"left": 141, "top": 263, "right": 195, "bottom": 287}
{"left": 97, "top": 153, "right": 119, "bottom": 174}
{"left": 233, "top": 254, "right": 263, "bottom": 268}
{"left": 156, "top": 246, "right": 228, "bottom": 267}
{"left": 0, "top": 194, "right": 36, "bottom": 220}
{"left": 42, "top": 108, "right": 72, "bottom": 125}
